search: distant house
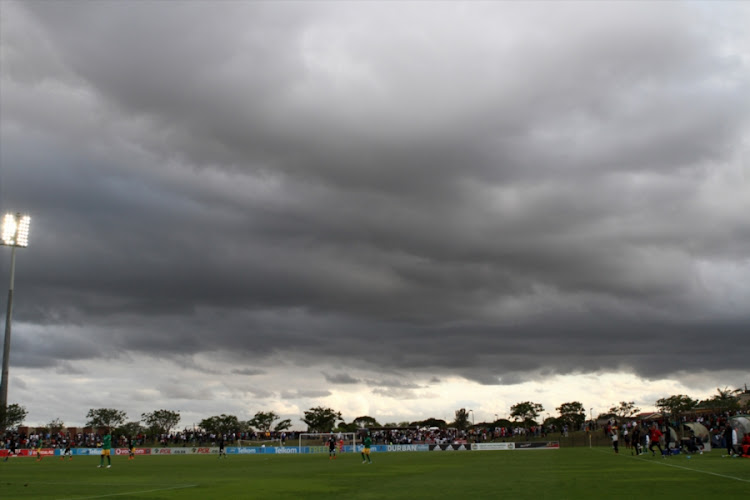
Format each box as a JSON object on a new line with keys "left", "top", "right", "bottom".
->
{"left": 738, "top": 391, "right": 750, "bottom": 410}
{"left": 635, "top": 412, "right": 661, "bottom": 421}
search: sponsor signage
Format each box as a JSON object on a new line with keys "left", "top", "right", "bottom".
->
{"left": 73, "top": 448, "right": 102, "bottom": 456}
{"left": 274, "top": 447, "right": 299, "bottom": 454}
{"left": 231, "top": 447, "right": 257, "bottom": 454}
{"left": 114, "top": 448, "right": 150, "bottom": 456}
{"left": 385, "top": 444, "right": 430, "bottom": 452}
{"left": 0, "top": 448, "right": 55, "bottom": 457}
{"left": 514, "top": 441, "right": 560, "bottom": 450}
{"left": 428, "top": 444, "right": 472, "bottom": 451}
{"left": 474, "top": 443, "right": 515, "bottom": 451}
{"left": 2, "top": 442, "right": 558, "bottom": 458}
{"left": 191, "top": 447, "right": 216, "bottom": 454}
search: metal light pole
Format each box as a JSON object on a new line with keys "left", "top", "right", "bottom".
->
{"left": 0, "top": 213, "right": 31, "bottom": 417}
{"left": 469, "top": 409, "right": 474, "bottom": 426}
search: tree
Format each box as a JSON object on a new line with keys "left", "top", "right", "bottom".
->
{"left": 274, "top": 419, "right": 292, "bottom": 432}
{"left": 453, "top": 408, "right": 471, "bottom": 430}
{"left": 383, "top": 421, "right": 415, "bottom": 428}
{"left": 656, "top": 395, "right": 698, "bottom": 418}
{"left": 142, "top": 409, "right": 181, "bottom": 436}
{"left": 248, "top": 411, "right": 279, "bottom": 433}
{"left": 411, "top": 418, "right": 447, "bottom": 429}
{"left": 335, "top": 421, "right": 358, "bottom": 433}
{"left": 199, "top": 414, "right": 242, "bottom": 435}
{"left": 702, "top": 387, "right": 741, "bottom": 412}
{"left": 556, "top": 402, "right": 586, "bottom": 430}
{"left": 0, "top": 403, "right": 27, "bottom": 430}
{"left": 47, "top": 418, "right": 65, "bottom": 435}
{"left": 494, "top": 418, "right": 513, "bottom": 428}
{"left": 86, "top": 408, "right": 127, "bottom": 430}
{"left": 301, "top": 406, "right": 341, "bottom": 432}
{"left": 608, "top": 401, "right": 640, "bottom": 420}
{"left": 118, "top": 421, "right": 144, "bottom": 439}
{"left": 352, "top": 416, "right": 380, "bottom": 429}
{"left": 510, "top": 401, "right": 544, "bottom": 426}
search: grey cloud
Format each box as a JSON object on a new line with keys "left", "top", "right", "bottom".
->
{"left": 232, "top": 368, "right": 266, "bottom": 376}
{"left": 0, "top": 0, "right": 748, "bottom": 413}
{"left": 365, "top": 378, "right": 423, "bottom": 390}
{"left": 322, "top": 372, "right": 361, "bottom": 384}
{"left": 281, "top": 389, "right": 331, "bottom": 399}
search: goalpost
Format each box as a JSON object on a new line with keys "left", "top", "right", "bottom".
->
{"left": 298, "top": 432, "right": 358, "bottom": 453}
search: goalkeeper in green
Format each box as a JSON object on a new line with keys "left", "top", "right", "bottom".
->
{"left": 98, "top": 431, "right": 112, "bottom": 468}
{"left": 361, "top": 434, "right": 373, "bottom": 464}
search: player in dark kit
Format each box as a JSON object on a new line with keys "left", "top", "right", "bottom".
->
{"left": 3, "top": 439, "right": 17, "bottom": 461}
{"left": 630, "top": 426, "right": 641, "bottom": 456}
{"left": 218, "top": 436, "right": 227, "bottom": 458}
{"left": 61, "top": 440, "right": 73, "bottom": 461}
{"left": 328, "top": 436, "right": 337, "bottom": 460}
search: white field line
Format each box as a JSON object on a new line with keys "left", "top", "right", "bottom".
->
{"left": 594, "top": 447, "right": 750, "bottom": 483}
{"left": 58, "top": 484, "right": 197, "bottom": 499}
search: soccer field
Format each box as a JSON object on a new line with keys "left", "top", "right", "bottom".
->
{"left": 2, "top": 447, "right": 748, "bottom": 499}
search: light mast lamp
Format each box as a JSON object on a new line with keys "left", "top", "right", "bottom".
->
{"left": 0, "top": 213, "right": 31, "bottom": 419}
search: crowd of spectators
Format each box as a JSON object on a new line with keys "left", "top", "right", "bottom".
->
{"left": 2, "top": 410, "right": 746, "bottom": 452}
{"left": 1, "top": 428, "right": 301, "bottom": 450}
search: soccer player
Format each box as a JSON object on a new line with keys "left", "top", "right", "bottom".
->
{"left": 328, "top": 435, "right": 337, "bottom": 460}
{"left": 630, "top": 426, "right": 642, "bottom": 456}
{"left": 724, "top": 424, "right": 738, "bottom": 457}
{"left": 610, "top": 427, "right": 619, "bottom": 454}
{"left": 218, "top": 436, "right": 226, "bottom": 458}
{"left": 35, "top": 441, "right": 43, "bottom": 461}
{"left": 128, "top": 437, "right": 136, "bottom": 460}
{"left": 61, "top": 440, "right": 73, "bottom": 461}
{"left": 648, "top": 424, "right": 664, "bottom": 457}
{"left": 98, "top": 430, "right": 112, "bottom": 468}
{"left": 361, "top": 434, "right": 372, "bottom": 464}
{"left": 4, "top": 438, "right": 16, "bottom": 461}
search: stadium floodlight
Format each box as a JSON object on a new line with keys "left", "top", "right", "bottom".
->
{"left": 1, "top": 213, "right": 31, "bottom": 248}
{"left": 1, "top": 212, "right": 31, "bottom": 422}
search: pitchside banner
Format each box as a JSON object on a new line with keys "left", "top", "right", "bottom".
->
{"left": 0, "top": 449, "right": 55, "bottom": 457}
{"left": 428, "top": 444, "right": 472, "bottom": 451}
{"left": 2, "top": 442, "right": 558, "bottom": 458}
{"left": 474, "top": 441, "right": 559, "bottom": 451}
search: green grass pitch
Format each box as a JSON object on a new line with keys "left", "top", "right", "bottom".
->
{"left": 2, "top": 447, "right": 748, "bottom": 499}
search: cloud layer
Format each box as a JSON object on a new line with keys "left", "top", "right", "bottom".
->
{"left": 1, "top": 1, "right": 748, "bottom": 426}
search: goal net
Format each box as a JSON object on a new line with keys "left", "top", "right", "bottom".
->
{"left": 298, "top": 432, "right": 358, "bottom": 453}
{"left": 237, "top": 438, "right": 285, "bottom": 448}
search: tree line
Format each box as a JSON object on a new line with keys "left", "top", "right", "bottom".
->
{"left": 1, "top": 386, "right": 746, "bottom": 435}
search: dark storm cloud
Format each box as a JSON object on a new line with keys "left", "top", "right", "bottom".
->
{"left": 281, "top": 389, "right": 331, "bottom": 399}
{"left": 1, "top": 0, "right": 748, "bottom": 393}
{"left": 323, "top": 372, "right": 361, "bottom": 385}
{"left": 232, "top": 368, "right": 265, "bottom": 377}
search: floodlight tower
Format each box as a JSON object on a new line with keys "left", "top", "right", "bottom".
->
{"left": 0, "top": 213, "right": 31, "bottom": 414}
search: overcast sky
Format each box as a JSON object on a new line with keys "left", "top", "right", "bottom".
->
{"left": 1, "top": 1, "right": 748, "bottom": 429}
